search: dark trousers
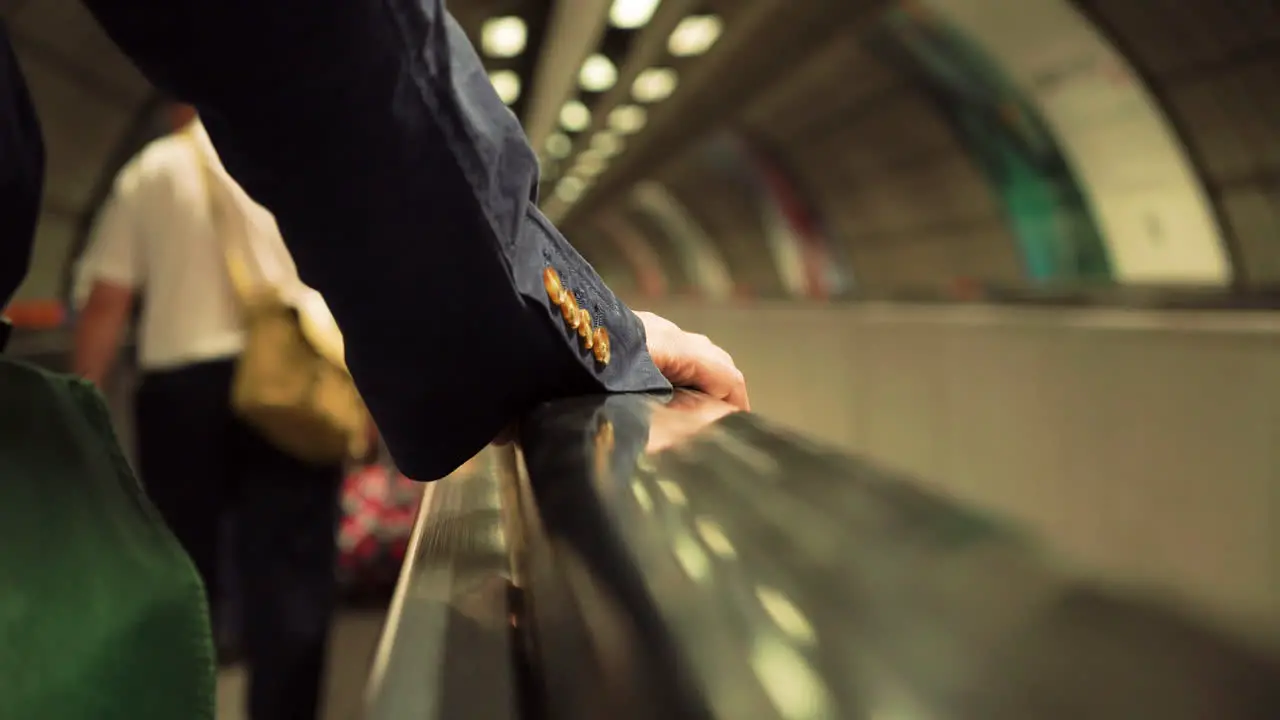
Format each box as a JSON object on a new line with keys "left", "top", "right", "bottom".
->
{"left": 134, "top": 358, "right": 342, "bottom": 720}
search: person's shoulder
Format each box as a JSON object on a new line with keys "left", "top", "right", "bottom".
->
{"left": 113, "top": 133, "right": 194, "bottom": 195}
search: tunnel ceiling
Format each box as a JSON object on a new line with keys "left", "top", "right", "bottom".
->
{"left": 550, "top": 0, "right": 1279, "bottom": 295}
{"left": 3, "top": 0, "right": 1278, "bottom": 303}
{"left": 0, "top": 0, "right": 556, "bottom": 302}
{"left": 545, "top": 0, "right": 1030, "bottom": 294}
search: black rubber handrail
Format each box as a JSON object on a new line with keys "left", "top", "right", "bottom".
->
{"left": 368, "top": 391, "right": 1280, "bottom": 719}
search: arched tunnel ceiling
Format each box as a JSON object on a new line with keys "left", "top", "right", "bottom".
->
{"left": 1, "top": 0, "right": 552, "bottom": 301}
{"left": 3, "top": 0, "right": 1278, "bottom": 303}
{"left": 1079, "top": 0, "right": 1280, "bottom": 282}
{"left": 557, "top": 0, "right": 1279, "bottom": 294}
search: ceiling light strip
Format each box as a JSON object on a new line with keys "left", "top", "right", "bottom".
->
{"left": 523, "top": 0, "right": 613, "bottom": 152}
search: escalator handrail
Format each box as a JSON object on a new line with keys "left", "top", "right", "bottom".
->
{"left": 506, "top": 391, "right": 1279, "bottom": 720}
{"left": 369, "top": 391, "right": 1279, "bottom": 718}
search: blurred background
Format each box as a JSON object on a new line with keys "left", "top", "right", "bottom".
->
{"left": 6, "top": 0, "right": 1278, "bottom": 308}
{"left": 2, "top": 0, "right": 1277, "bottom": 718}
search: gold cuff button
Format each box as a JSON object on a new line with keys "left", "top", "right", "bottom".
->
{"left": 543, "top": 267, "right": 564, "bottom": 304}
{"left": 561, "top": 292, "right": 580, "bottom": 327}
{"left": 592, "top": 327, "right": 611, "bottom": 365}
{"left": 577, "top": 309, "right": 592, "bottom": 344}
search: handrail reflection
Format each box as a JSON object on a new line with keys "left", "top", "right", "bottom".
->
{"left": 367, "top": 390, "right": 1279, "bottom": 719}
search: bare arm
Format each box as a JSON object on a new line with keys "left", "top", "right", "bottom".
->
{"left": 72, "top": 169, "right": 144, "bottom": 387}
{"left": 72, "top": 281, "right": 134, "bottom": 387}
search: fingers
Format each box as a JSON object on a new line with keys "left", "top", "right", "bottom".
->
{"left": 722, "top": 374, "right": 750, "bottom": 411}
{"left": 637, "top": 310, "right": 749, "bottom": 411}
{"left": 703, "top": 362, "right": 749, "bottom": 411}
{"left": 687, "top": 338, "right": 750, "bottom": 411}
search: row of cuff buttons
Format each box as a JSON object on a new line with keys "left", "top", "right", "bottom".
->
{"left": 544, "top": 267, "right": 611, "bottom": 366}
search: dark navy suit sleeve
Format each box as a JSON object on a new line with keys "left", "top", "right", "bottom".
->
{"left": 79, "top": 0, "right": 671, "bottom": 480}
{"left": 0, "top": 22, "right": 44, "bottom": 320}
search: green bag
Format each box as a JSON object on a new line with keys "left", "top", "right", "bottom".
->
{"left": 0, "top": 358, "right": 215, "bottom": 719}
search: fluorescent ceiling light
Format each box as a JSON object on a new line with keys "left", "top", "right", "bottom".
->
{"left": 668, "top": 15, "right": 722, "bottom": 57}
{"left": 482, "top": 16, "right": 527, "bottom": 58}
{"left": 607, "top": 104, "right": 647, "bottom": 134}
{"left": 609, "top": 0, "right": 660, "bottom": 29}
{"left": 632, "top": 67, "right": 678, "bottom": 103}
{"left": 488, "top": 70, "right": 521, "bottom": 105}
{"left": 556, "top": 176, "right": 587, "bottom": 203}
{"left": 590, "top": 131, "right": 623, "bottom": 157}
{"left": 545, "top": 132, "right": 573, "bottom": 159}
{"left": 579, "top": 54, "right": 618, "bottom": 93}
{"left": 559, "top": 100, "right": 591, "bottom": 132}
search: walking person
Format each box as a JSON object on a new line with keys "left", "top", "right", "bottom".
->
{"left": 73, "top": 105, "right": 346, "bottom": 720}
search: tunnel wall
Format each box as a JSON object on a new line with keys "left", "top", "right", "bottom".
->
{"left": 1076, "top": 0, "right": 1280, "bottom": 285}
{"left": 918, "top": 0, "right": 1230, "bottom": 283}
{"left": 635, "top": 299, "right": 1280, "bottom": 642}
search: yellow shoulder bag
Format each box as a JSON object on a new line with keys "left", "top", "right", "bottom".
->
{"left": 185, "top": 128, "right": 368, "bottom": 466}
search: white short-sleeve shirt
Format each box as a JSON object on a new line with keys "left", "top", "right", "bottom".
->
{"left": 77, "top": 126, "right": 244, "bottom": 371}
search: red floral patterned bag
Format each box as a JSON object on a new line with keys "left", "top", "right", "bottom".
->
{"left": 337, "top": 462, "right": 421, "bottom": 593}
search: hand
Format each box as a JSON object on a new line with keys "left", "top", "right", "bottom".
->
{"left": 637, "top": 311, "right": 750, "bottom": 411}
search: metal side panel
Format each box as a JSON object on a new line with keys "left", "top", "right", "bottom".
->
{"left": 363, "top": 456, "right": 518, "bottom": 720}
